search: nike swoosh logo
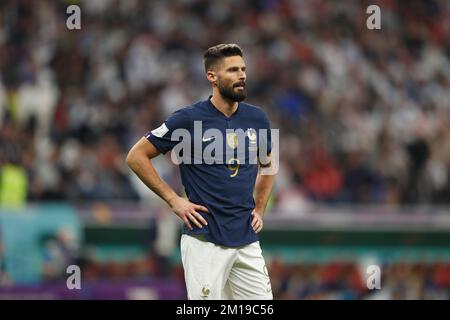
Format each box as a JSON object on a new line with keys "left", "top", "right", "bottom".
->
{"left": 202, "top": 137, "right": 215, "bottom": 142}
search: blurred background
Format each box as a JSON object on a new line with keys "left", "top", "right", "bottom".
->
{"left": 1, "top": 0, "right": 450, "bottom": 299}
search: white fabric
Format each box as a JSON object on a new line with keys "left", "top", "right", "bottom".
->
{"left": 180, "top": 234, "right": 273, "bottom": 300}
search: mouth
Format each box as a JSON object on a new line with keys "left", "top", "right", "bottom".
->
{"left": 234, "top": 83, "right": 245, "bottom": 90}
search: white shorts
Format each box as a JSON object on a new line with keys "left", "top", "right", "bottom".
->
{"left": 180, "top": 234, "right": 273, "bottom": 300}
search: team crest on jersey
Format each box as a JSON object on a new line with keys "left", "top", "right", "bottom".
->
{"left": 226, "top": 132, "right": 238, "bottom": 149}
{"left": 246, "top": 128, "right": 257, "bottom": 141}
{"left": 151, "top": 123, "right": 169, "bottom": 138}
{"left": 201, "top": 285, "right": 210, "bottom": 299}
{"left": 246, "top": 128, "right": 257, "bottom": 151}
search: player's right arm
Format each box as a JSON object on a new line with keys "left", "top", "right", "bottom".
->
{"left": 126, "top": 137, "right": 208, "bottom": 230}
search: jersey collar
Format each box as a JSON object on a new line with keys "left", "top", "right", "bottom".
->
{"left": 207, "top": 96, "right": 240, "bottom": 119}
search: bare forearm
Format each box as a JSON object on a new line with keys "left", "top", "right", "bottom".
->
{"left": 127, "top": 153, "right": 178, "bottom": 206}
{"left": 254, "top": 173, "right": 275, "bottom": 215}
{"left": 126, "top": 138, "right": 209, "bottom": 230}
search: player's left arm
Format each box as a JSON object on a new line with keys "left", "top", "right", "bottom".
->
{"left": 251, "top": 154, "right": 276, "bottom": 233}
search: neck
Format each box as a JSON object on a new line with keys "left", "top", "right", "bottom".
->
{"left": 210, "top": 92, "right": 238, "bottom": 117}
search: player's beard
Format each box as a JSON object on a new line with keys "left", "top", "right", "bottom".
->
{"left": 217, "top": 79, "right": 246, "bottom": 102}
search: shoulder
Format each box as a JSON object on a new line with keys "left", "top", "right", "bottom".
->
{"left": 240, "top": 102, "right": 270, "bottom": 122}
{"left": 173, "top": 100, "right": 205, "bottom": 117}
{"left": 164, "top": 100, "right": 207, "bottom": 129}
{"left": 167, "top": 100, "right": 205, "bottom": 120}
{"left": 163, "top": 105, "right": 194, "bottom": 131}
{"left": 240, "top": 101, "right": 262, "bottom": 113}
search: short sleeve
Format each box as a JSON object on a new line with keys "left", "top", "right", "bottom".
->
{"left": 145, "top": 108, "right": 191, "bottom": 154}
{"left": 258, "top": 110, "right": 272, "bottom": 155}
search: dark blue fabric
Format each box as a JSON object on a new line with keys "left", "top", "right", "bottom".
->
{"left": 146, "top": 98, "right": 272, "bottom": 247}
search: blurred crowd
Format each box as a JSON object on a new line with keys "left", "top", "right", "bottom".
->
{"left": 0, "top": 234, "right": 10, "bottom": 286}
{"left": 269, "top": 259, "right": 450, "bottom": 300}
{"left": 85, "top": 258, "right": 450, "bottom": 299}
{"left": 1, "top": 0, "right": 450, "bottom": 207}
{"left": 34, "top": 250, "right": 450, "bottom": 300}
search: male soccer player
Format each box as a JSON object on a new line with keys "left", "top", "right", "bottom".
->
{"left": 126, "top": 44, "right": 276, "bottom": 300}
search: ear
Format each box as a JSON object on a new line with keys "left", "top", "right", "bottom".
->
{"left": 206, "top": 70, "right": 217, "bottom": 85}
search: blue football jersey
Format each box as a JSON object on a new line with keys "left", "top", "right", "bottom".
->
{"left": 146, "top": 97, "right": 272, "bottom": 247}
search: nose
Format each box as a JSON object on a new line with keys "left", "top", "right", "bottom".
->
{"left": 239, "top": 70, "right": 246, "bottom": 81}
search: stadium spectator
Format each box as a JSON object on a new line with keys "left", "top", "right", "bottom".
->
{"left": 2, "top": 0, "right": 450, "bottom": 207}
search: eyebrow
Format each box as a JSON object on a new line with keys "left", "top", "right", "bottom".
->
{"left": 226, "top": 66, "right": 246, "bottom": 71}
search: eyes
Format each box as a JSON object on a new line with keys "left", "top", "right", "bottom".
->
{"left": 226, "top": 66, "right": 246, "bottom": 73}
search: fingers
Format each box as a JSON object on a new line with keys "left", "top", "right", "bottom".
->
{"left": 254, "top": 220, "right": 263, "bottom": 233}
{"left": 183, "top": 217, "right": 193, "bottom": 231}
{"left": 186, "top": 203, "right": 208, "bottom": 228}
{"left": 186, "top": 210, "right": 207, "bottom": 228}
{"left": 251, "top": 214, "right": 258, "bottom": 229}
{"left": 174, "top": 200, "right": 209, "bottom": 230}
{"left": 255, "top": 222, "right": 263, "bottom": 233}
{"left": 194, "top": 204, "right": 209, "bottom": 213}
{"left": 190, "top": 209, "right": 208, "bottom": 226}
{"left": 251, "top": 212, "right": 263, "bottom": 233}
{"left": 183, "top": 207, "right": 208, "bottom": 230}
{"left": 187, "top": 213, "right": 203, "bottom": 228}
{"left": 253, "top": 219, "right": 262, "bottom": 233}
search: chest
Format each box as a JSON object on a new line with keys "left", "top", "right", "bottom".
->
{"left": 186, "top": 113, "right": 261, "bottom": 165}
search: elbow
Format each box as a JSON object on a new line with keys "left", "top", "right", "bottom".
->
{"left": 126, "top": 140, "right": 158, "bottom": 170}
{"left": 126, "top": 149, "right": 136, "bottom": 169}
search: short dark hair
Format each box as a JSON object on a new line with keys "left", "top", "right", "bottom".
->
{"left": 203, "top": 44, "right": 243, "bottom": 72}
